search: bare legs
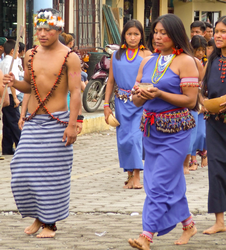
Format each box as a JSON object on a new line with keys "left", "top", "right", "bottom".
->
{"left": 24, "top": 219, "right": 57, "bottom": 238}
{"left": 203, "top": 212, "right": 226, "bottom": 234}
{"left": 189, "top": 155, "right": 198, "bottom": 171}
{"left": 183, "top": 154, "right": 190, "bottom": 175}
{"left": 123, "top": 170, "right": 143, "bottom": 189}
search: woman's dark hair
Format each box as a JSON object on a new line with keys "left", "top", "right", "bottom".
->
{"left": 207, "top": 38, "right": 215, "bottom": 47}
{"left": 147, "top": 31, "right": 154, "bottom": 52}
{"left": 116, "top": 19, "right": 147, "bottom": 60}
{"left": 151, "top": 14, "right": 193, "bottom": 56}
{"left": 202, "top": 16, "right": 226, "bottom": 97}
{"left": 19, "top": 42, "right": 25, "bottom": 54}
{"left": 191, "top": 35, "right": 207, "bottom": 51}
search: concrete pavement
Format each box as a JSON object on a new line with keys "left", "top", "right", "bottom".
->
{"left": 1, "top": 130, "right": 226, "bottom": 249}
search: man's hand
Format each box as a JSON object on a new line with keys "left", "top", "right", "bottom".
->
{"left": 18, "top": 116, "right": 25, "bottom": 130}
{"left": 76, "top": 122, "right": 83, "bottom": 134}
{"left": 3, "top": 72, "right": 15, "bottom": 88}
{"left": 13, "top": 96, "right": 20, "bottom": 108}
{"left": 62, "top": 125, "right": 77, "bottom": 146}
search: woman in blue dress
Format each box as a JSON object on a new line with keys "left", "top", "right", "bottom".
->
{"left": 104, "top": 20, "right": 151, "bottom": 189}
{"left": 128, "top": 14, "right": 199, "bottom": 250}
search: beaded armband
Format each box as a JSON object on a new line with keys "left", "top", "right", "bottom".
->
{"left": 180, "top": 77, "right": 199, "bottom": 88}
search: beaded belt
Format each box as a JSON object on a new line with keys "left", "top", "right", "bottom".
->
{"left": 140, "top": 108, "right": 195, "bottom": 136}
{"left": 114, "top": 87, "right": 133, "bottom": 103}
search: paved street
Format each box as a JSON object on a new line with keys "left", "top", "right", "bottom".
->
{"left": 1, "top": 130, "right": 226, "bottom": 250}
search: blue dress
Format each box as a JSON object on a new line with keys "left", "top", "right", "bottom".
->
{"left": 112, "top": 51, "right": 144, "bottom": 172}
{"left": 141, "top": 54, "right": 194, "bottom": 235}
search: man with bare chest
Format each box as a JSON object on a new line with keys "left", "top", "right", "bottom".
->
{"left": 3, "top": 8, "right": 81, "bottom": 238}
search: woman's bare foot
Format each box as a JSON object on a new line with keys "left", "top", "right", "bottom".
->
{"left": 189, "top": 160, "right": 198, "bottom": 171}
{"left": 174, "top": 225, "right": 197, "bottom": 245}
{"left": 128, "top": 236, "right": 150, "bottom": 250}
{"left": 183, "top": 166, "right": 190, "bottom": 175}
{"left": 133, "top": 176, "right": 143, "bottom": 189}
{"left": 24, "top": 219, "right": 42, "bottom": 235}
{"left": 36, "top": 227, "right": 56, "bottom": 238}
{"left": 124, "top": 174, "right": 133, "bottom": 189}
{"left": 203, "top": 224, "right": 226, "bottom": 234}
{"left": 201, "top": 156, "right": 208, "bottom": 168}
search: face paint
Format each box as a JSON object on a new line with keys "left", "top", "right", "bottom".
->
{"left": 162, "top": 36, "right": 171, "bottom": 43}
{"left": 222, "top": 34, "right": 226, "bottom": 40}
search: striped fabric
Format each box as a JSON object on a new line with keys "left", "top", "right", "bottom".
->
{"left": 10, "top": 111, "right": 73, "bottom": 224}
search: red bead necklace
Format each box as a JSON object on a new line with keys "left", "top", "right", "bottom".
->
{"left": 219, "top": 55, "right": 226, "bottom": 83}
{"left": 24, "top": 46, "right": 73, "bottom": 125}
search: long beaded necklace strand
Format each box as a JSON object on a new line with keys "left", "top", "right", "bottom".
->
{"left": 151, "top": 54, "right": 176, "bottom": 84}
{"left": 219, "top": 55, "right": 226, "bottom": 83}
{"left": 24, "top": 46, "right": 73, "bottom": 126}
{"left": 125, "top": 48, "right": 139, "bottom": 63}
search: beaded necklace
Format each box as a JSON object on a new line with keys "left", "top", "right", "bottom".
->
{"left": 24, "top": 46, "right": 73, "bottom": 125}
{"left": 219, "top": 55, "right": 226, "bottom": 83}
{"left": 125, "top": 48, "right": 139, "bottom": 63}
{"left": 151, "top": 54, "right": 176, "bottom": 84}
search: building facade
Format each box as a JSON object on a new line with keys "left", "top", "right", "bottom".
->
{"left": 1, "top": 0, "right": 226, "bottom": 50}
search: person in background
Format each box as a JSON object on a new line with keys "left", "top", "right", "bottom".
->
{"left": 0, "top": 37, "right": 7, "bottom": 61}
{"left": 206, "top": 39, "right": 215, "bottom": 59}
{"left": 190, "top": 21, "right": 206, "bottom": 39}
{"left": 204, "top": 22, "right": 214, "bottom": 42}
{"left": 104, "top": 19, "right": 152, "bottom": 189}
{"left": 0, "top": 39, "right": 21, "bottom": 155}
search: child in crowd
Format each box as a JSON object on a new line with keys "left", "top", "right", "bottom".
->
{"left": 187, "top": 35, "right": 208, "bottom": 172}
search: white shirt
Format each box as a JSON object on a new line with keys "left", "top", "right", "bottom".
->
{"left": 0, "top": 55, "right": 20, "bottom": 95}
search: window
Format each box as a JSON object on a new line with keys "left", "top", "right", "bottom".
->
{"left": 74, "top": 0, "right": 101, "bottom": 49}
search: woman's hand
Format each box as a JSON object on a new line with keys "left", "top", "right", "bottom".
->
{"left": 104, "top": 106, "right": 113, "bottom": 124}
{"left": 138, "top": 87, "right": 161, "bottom": 100}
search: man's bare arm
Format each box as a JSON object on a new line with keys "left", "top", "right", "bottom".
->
{"left": 62, "top": 52, "right": 82, "bottom": 146}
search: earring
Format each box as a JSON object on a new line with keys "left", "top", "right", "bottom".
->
{"left": 139, "top": 44, "right": 146, "bottom": 50}
{"left": 172, "top": 47, "right": 183, "bottom": 55}
{"left": 121, "top": 43, "right": 127, "bottom": 49}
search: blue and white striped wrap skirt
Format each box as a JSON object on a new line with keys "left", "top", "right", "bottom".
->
{"left": 10, "top": 111, "right": 73, "bottom": 224}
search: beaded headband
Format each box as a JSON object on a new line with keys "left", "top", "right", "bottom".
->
{"left": 34, "top": 11, "right": 64, "bottom": 30}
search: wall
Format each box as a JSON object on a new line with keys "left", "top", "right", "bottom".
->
{"left": 174, "top": 0, "right": 194, "bottom": 38}
{"left": 174, "top": 0, "right": 226, "bottom": 38}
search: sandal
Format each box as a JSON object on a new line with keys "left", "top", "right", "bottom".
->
{"left": 189, "top": 160, "right": 199, "bottom": 171}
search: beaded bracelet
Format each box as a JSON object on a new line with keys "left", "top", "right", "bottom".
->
{"left": 104, "top": 103, "right": 109, "bottom": 108}
{"left": 77, "top": 119, "right": 83, "bottom": 123}
{"left": 77, "top": 115, "right": 84, "bottom": 120}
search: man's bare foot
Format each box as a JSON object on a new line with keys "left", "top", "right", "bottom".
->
{"left": 189, "top": 160, "right": 198, "bottom": 171}
{"left": 128, "top": 236, "right": 150, "bottom": 250}
{"left": 124, "top": 175, "right": 133, "bottom": 189}
{"left": 24, "top": 219, "right": 42, "bottom": 235}
{"left": 174, "top": 225, "right": 197, "bottom": 245}
{"left": 203, "top": 224, "right": 226, "bottom": 234}
{"left": 36, "top": 227, "right": 56, "bottom": 238}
